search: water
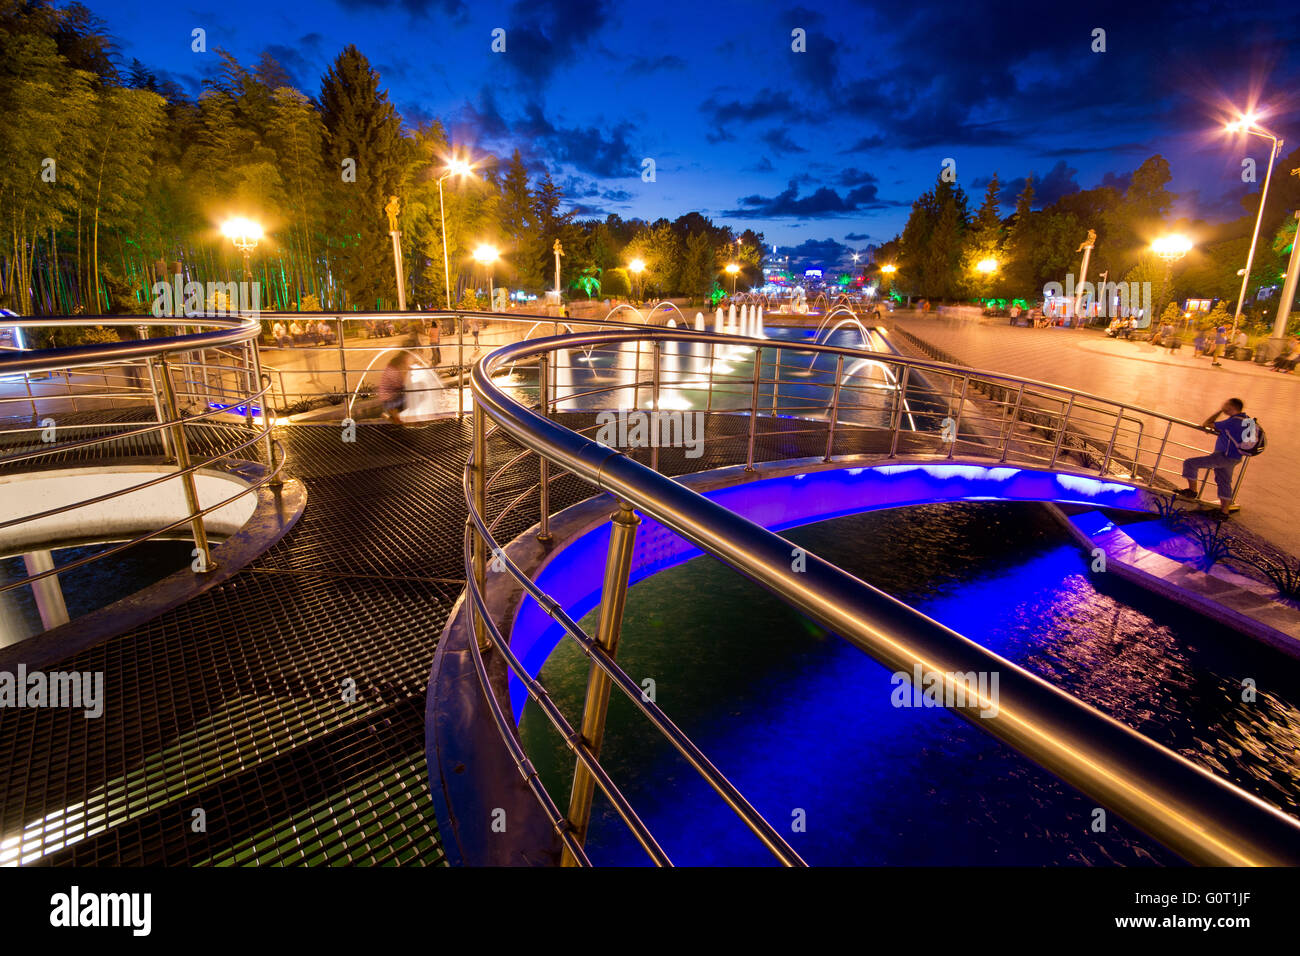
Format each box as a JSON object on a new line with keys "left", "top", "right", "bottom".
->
{"left": 519, "top": 502, "right": 1300, "bottom": 865}
{"left": 0, "top": 540, "right": 196, "bottom": 643}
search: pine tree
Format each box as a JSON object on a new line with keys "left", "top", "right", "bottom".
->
{"left": 318, "top": 45, "right": 407, "bottom": 309}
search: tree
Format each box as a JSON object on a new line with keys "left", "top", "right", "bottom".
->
{"left": 318, "top": 45, "right": 407, "bottom": 309}
{"left": 962, "top": 174, "right": 1004, "bottom": 299}
{"left": 678, "top": 232, "right": 715, "bottom": 303}
{"left": 899, "top": 176, "right": 968, "bottom": 299}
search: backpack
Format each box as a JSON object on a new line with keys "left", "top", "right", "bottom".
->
{"left": 1236, "top": 416, "right": 1266, "bottom": 456}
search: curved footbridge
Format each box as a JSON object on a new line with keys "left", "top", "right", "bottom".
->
{"left": 0, "top": 312, "right": 1296, "bottom": 867}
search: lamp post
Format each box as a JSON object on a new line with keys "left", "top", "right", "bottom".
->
{"left": 220, "top": 217, "right": 263, "bottom": 287}
{"left": 553, "top": 239, "right": 564, "bottom": 310}
{"left": 1071, "top": 229, "right": 1096, "bottom": 324}
{"left": 629, "top": 258, "right": 645, "bottom": 302}
{"left": 1152, "top": 234, "right": 1193, "bottom": 329}
{"left": 1224, "top": 113, "right": 1283, "bottom": 332}
{"left": 384, "top": 195, "right": 406, "bottom": 312}
{"left": 473, "top": 244, "right": 500, "bottom": 310}
{"left": 438, "top": 157, "right": 475, "bottom": 309}
{"left": 725, "top": 262, "right": 740, "bottom": 295}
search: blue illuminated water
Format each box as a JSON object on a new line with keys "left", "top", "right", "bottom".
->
{"left": 518, "top": 502, "right": 1300, "bottom": 866}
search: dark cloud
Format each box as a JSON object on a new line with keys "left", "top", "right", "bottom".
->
{"left": 726, "top": 179, "right": 902, "bottom": 219}
{"left": 700, "top": 90, "right": 797, "bottom": 126}
{"left": 994, "top": 161, "right": 1083, "bottom": 209}
{"left": 843, "top": 232, "right": 872, "bottom": 241}
{"left": 760, "top": 129, "right": 808, "bottom": 153}
{"left": 499, "top": 0, "right": 613, "bottom": 85}
{"left": 778, "top": 237, "right": 856, "bottom": 272}
{"left": 343, "top": 0, "right": 467, "bottom": 17}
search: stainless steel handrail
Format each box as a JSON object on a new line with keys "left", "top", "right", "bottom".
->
{"left": 463, "top": 327, "right": 1300, "bottom": 867}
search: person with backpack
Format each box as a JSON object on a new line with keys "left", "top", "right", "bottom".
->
{"left": 1177, "top": 397, "right": 1261, "bottom": 517}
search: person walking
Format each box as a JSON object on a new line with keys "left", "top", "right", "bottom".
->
{"left": 1211, "top": 326, "right": 1228, "bottom": 366}
{"left": 429, "top": 320, "right": 442, "bottom": 366}
{"left": 1178, "top": 397, "right": 1250, "bottom": 517}
{"left": 378, "top": 352, "right": 411, "bottom": 424}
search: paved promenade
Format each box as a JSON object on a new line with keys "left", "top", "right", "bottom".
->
{"left": 891, "top": 314, "right": 1298, "bottom": 553}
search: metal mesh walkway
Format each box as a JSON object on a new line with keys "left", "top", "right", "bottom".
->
{"left": 0, "top": 411, "right": 940, "bottom": 867}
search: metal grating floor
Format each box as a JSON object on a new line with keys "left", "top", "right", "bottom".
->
{"left": 0, "top": 408, "right": 957, "bottom": 867}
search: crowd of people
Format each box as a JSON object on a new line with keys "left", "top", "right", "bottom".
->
{"left": 271, "top": 319, "right": 337, "bottom": 347}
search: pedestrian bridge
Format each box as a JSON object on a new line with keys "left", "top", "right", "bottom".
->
{"left": 0, "top": 310, "right": 1290, "bottom": 870}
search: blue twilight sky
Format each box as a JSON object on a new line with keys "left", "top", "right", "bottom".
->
{"left": 100, "top": 0, "right": 1299, "bottom": 269}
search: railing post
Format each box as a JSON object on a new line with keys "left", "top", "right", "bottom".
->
{"left": 537, "top": 354, "right": 552, "bottom": 543}
{"left": 561, "top": 501, "right": 640, "bottom": 867}
{"left": 650, "top": 341, "right": 661, "bottom": 471}
{"left": 770, "top": 347, "right": 780, "bottom": 414}
{"left": 705, "top": 342, "right": 716, "bottom": 414}
{"left": 458, "top": 313, "right": 465, "bottom": 419}
{"left": 1000, "top": 383, "right": 1025, "bottom": 463}
{"left": 144, "top": 354, "right": 172, "bottom": 457}
{"left": 744, "top": 346, "right": 761, "bottom": 472}
{"left": 888, "top": 365, "right": 910, "bottom": 458}
{"left": 1047, "top": 394, "right": 1076, "bottom": 469}
{"left": 632, "top": 339, "right": 642, "bottom": 410}
{"left": 336, "top": 317, "right": 348, "bottom": 396}
{"left": 471, "top": 402, "right": 490, "bottom": 651}
{"left": 824, "top": 355, "right": 843, "bottom": 462}
{"left": 155, "top": 356, "right": 215, "bottom": 573}
{"left": 1228, "top": 455, "right": 1249, "bottom": 509}
{"left": 947, "top": 376, "right": 969, "bottom": 460}
{"left": 22, "top": 372, "right": 37, "bottom": 421}
{"left": 248, "top": 340, "right": 279, "bottom": 483}
{"left": 1100, "top": 414, "right": 1123, "bottom": 475}
{"left": 1148, "top": 419, "right": 1173, "bottom": 486}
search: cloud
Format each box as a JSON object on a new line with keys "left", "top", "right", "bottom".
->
{"left": 499, "top": 0, "right": 614, "bottom": 85}
{"left": 843, "top": 232, "right": 872, "bottom": 241}
{"left": 995, "top": 160, "right": 1083, "bottom": 209}
{"left": 343, "top": 0, "right": 468, "bottom": 17}
{"left": 725, "top": 179, "right": 902, "bottom": 219}
{"left": 760, "top": 129, "right": 808, "bottom": 153}
{"left": 701, "top": 90, "right": 798, "bottom": 126}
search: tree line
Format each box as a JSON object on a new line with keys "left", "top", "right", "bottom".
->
{"left": 875, "top": 150, "right": 1300, "bottom": 332}
{"left": 0, "top": 0, "right": 766, "bottom": 324}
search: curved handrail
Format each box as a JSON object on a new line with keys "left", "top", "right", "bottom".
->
{"left": 463, "top": 327, "right": 1300, "bottom": 866}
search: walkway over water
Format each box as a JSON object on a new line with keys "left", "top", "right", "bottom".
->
{"left": 0, "top": 310, "right": 1293, "bottom": 867}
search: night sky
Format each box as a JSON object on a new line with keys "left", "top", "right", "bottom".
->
{"left": 104, "top": 0, "right": 1299, "bottom": 269}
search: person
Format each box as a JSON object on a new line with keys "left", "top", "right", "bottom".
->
{"left": 1192, "top": 329, "right": 1207, "bottom": 357}
{"left": 288, "top": 320, "right": 304, "bottom": 345}
{"left": 1233, "top": 328, "right": 1249, "bottom": 359}
{"left": 377, "top": 352, "right": 410, "bottom": 424}
{"left": 429, "top": 320, "right": 442, "bottom": 366}
{"left": 1271, "top": 337, "right": 1300, "bottom": 372}
{"left": 1211, "top": 326, "right": 1228, "bottom": 366}
{"left": 272, "top": 321, "right": 287, "bottom": 348}
{"left": 470, "top": 317, "right": 481, "bottom": 351}
{"left": 1178, "top": 397, "right": 1250, "bottom": 517}
{"left": 317, "top": 320, "right": 335, "bottom": 345}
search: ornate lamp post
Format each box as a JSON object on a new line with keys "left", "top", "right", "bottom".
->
{"left": 220, "top": 217, "right": 263, "bottom": 285}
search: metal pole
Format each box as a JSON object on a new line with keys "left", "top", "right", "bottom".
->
{"left": 824, "top": 354, "right": 843, "bottom": 462}
{"left": 155, "top": 356, "right": 214, "bottom": 573}
{"left": 439, "top": 177, "right": 453, "bottom": 310}
{"left": 336, "top": 317, "right": 347, "bottom": 396}
{"left": 770, "top": 347, "right": 780, "bottom": 414}
{"left": 537, "top": 354, "right": 552, "bottom": 543}
{"left": 888, "top": 365, "right": 910, "bottom": 458}
{"left": 1232, "top": 132, "right": 1279, "bottom": 331}
{"left": 1000, "top": 383, "right": 1025, "bottom": 462}
{"left": 1100, "top": 415, "right": 1123, "bottom": 475}
{"left": 458, "top": 314, "right": 465, "bottom": 419}
{"left": 705, "top": 342, "right": 715, "bottom": 414}
{"left": 248, "top": 340, "right": 278, "bottom": 481}
{"left": 632, "top": 339, "right": 641, "bottom": 410}
{"left": 650, "top": 341, "right": 661, "bottom": 472}
{"left": 1271, "top": 205, "right": 1300, "bottom": 341}
{"left": 144, "top": 355, "right": 171, "bottom": 457}
{"left": 561, "top": 501, "right": 640, "bottom": 867}
{"left": 22, "top": 372, "right": 37, "bottom": 421}
{"left": 745, "top": 346, "right": 761, "bottom": 472}
{"left": 947, "top": 376, "right": 969, "bottom": 460}
{"left": 1048, "top": 394, "right": 1076, "bottom": 469}
{"left": 471, "top": 404, "right": 490, "bottom": 652}
{"left": 1149, "top": 419, "right": 1173, "bottom": 485}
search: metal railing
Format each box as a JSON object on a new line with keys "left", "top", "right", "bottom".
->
{"left": 0, "top": 315, "right": 283, "bottom": 629}
{"left": 460, "top": 326, "right": 1296, "bottom": 867}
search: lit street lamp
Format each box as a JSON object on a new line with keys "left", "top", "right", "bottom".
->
{"left": 975, "top": 258, "right": 998, "bottom": 274}
{"left": 628, "top": 258, "right": 645, "bottom": 301}
{"left": 221, "top": 217, "right": 263, "bottom": 285}
{"left": 1152, "top": 234, "right": 1193, "bottom": 329}
{"left": 1224, "top": 112, "right": 1283, "bottom": 332}
{"left": 725, "top": 262, "right": 740, "bottom": 295}
{"left": 438, "top": 156, "right": 475, "bottom": 309}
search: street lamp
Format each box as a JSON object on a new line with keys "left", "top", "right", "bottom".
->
{"left": 628, "top": 258, "right": 645, "bottom": 301}
{"left": 1152, "top": 234, "right": 1193, "bottom": 329}
{"left": 879, "top": 264, "right": 897, "bottom": 275}
{"left": 438, "top": 155, "right": 476, "bottom": 309}
{"left": 725, "top": 262, "right": 740, "bottom": 295}
{"left": 975, "top": 258, "right": 998, "bottom": 274}
{"left": 220, "top": 217, "right": 263, "bottom": 285}
{"left": 1223, "top": 112, "right": 1283, "bottom": 332}
{"left": 473, "top": 244, "right": 500, "bottom": 310}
